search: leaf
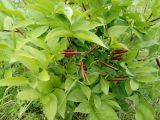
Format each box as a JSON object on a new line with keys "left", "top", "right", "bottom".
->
{"left": 94, "top": 94, "right": 101, "bottom": 109}
{"left": 103, "top": 100, "right": 121, "bottom": 110}
{"left": 65, "top": 76, "right": 78, "bottom": 92}
{"left": 131, "top": 67, "right": 158, "bottom": 74}
{"left": 53, "top": 89, "right": 66, "bottom": 118}
{"left": 135, "top": 75, "right": 156, "bottom": 83}
{"left": 100, "top": 78, "right": 109, "bottom": 95}
{"left": 74, "top": 101, "right": 91, "bottom": 113}
{"left": 67, "top": 88, "right": 87, "bottom": 102}
{"left": 56, "top": 5, "right": 73, "bottom": 22}
{"left": 31, "top": 26, "right": 49, "bottom": 38}
{"left": 73, "top": 30, "right": 107, "bottom": 48}
{"left": 110, "top": 37, "right": 128, "bottom": 50}
{"left": 45, "top": 28, "right": 72, "bottom": 42}
{"left": 38, "top": 70, "right": 50, "bottom": 81}
{"left": 41, "top": 94, "right": 57, "bottom": 120}
{"left": 109, "top": 26, "right": 129, "bottom": 38}
{"left": 120, "top": 62, "right": 134, "bottom": 76}
{"left": 1, "top": 0, "right": 14, "bottom": 10}
{"left": 135, "top": 98, "right": 155, "bottom": 120}
{"left": 88, "top": 102, "right": 118, "bottom": 120}
{"left": 130, "top": 79, "right": 139, "bottom": 91}
{"left": 105, "top": 6, "right": 121, "bottom": 24}
{"left": 23, "top": 46, "right": 47, "bottom": 68}
{"left": 3, "top": 16, "right": 13, "bottom": 29}
{"left": 84, "top": 72, "right": 99, "bottom": 85}
{"left": 15, "top": 54, "right": 39, "bottom": 73}
{"left": 0, "top": 77, "right": 27, "bottom": 86}
{"left": 80, "top": 84, "right": 91, "bottom": 100}
{"left": 17, "top": 88, "right": 41, "bottom": 101}
{"left": 125, "top": 80, "right": 133, "bottom": 96}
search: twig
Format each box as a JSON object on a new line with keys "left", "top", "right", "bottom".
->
{"left": 149, "top": 17, "right": 160, "bottom": 22}
{"left": 108, "top": 77, "right": 127, "bottom": 82}
{"left": 98, "top": 60, "right": 118, "bottom": 70}
{"left": 79, "top": 60, "right": 88, "bottom": 81}
{"left": 67, "top": 37, "right": 74, "bottom": 49}
{"left": 1, "top": 29, "right": 25, "bottom": 37}
{"left": 82, "top": 2, "right": 87, "bottom": 11}
{"left": 83, "top": 45, "right": 97, "bottom": 57}
{"left": 144, "top": 0, "right": 148, "bottom": 14}
{"left": 99, "top": 73, "right": 108, "bottom": 77}
{"left": 156, "top": 57, "right": 160, "bottom": 68}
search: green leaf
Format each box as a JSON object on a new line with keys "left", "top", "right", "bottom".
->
{"left": 100, "top": 78, "right": 109, "bottom": 95}
{"left": 130, "top": 79, "right": 139, "bottom": 91}
{"left": 110, "top": 37, "right": 128, "bottom": 50}
{"left": 73, "top": 30, "right": 107, "bottom": 48}
{"left": 74, "top": 101, "right": 91, "bottom": 113}
{"left": 84, "top": 72, "right": 99, "bottom": 85}
{"left": 105, "top": 6, "right": 121, "bottom": 24}
{"left": 31, "top": 26, "right": 49, "bottom": 38}
{"left": 65, "top": 76, "right": 78, "bottom": 92}
{"left": 125, "top": 80, "right": 133, "bottom": 96}
{"left": 131, "top": 66, "right": 158, "bottom": 74}
{"left": 135, "top": 75, "right": 156, "bottom": 83}
{"left": 45, "top": 28, "right": 72, "bottom": 42}
{"left": 23, "top": 46, "right": 47, "bottom": 68}
{"left": 41, "top": 94, "right": 57, "bottom": 120}
{"left": 38, "top": 70, "right": 50, "bottom": 81}
{"left": 88, "top": 102, "right": 118, "bottom": 120}
{"left": 1, "top": 0, "right": 14, "bottom": 10}
{"left": 15, "top": 54, "right": 39, "bottom": 73}
{"left": 120, "top": 62, "right": 134, "bottom": 76}
{"left": 94, "top": 94, "right": 101, "bottom": 109}
{"left": 67, "top": 88, "right": 87, "bottom": 102}
{"left": 135, "top": 98, "right": 155, "bottom": 120}
{"left": 103, "top": 100, "right": 121, "bottom": 110}
{"left": 80, "top": 84, "right": 91, "bottom": 100}
{"left": 0, "top": 77, "right": 27, "bottom": 86}
{"left": 109, "top": 26, "right": 129, "bottom": 38}
{"left": 53, "top": 89, "right": 66, "bottom": 118}
{"left": 3, "top": 16, "right": 13, "bottom": 29}
{"left": 55, "top": 5, "right": 73, "bottom": 22}
{"left": 17, "top": 88, "right": 41, "bottom": 101}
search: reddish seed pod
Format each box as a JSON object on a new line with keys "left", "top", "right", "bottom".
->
{"left": 112, "top": 49, "right": 128, "bottom": 54}
{"left": 99, "top": 74, "right": 108, "bottom": 77}
{"left": 111, "top": 54, "right": 123, "bottom": 60}
{"left": 62, "top": 50, "right": 81, "bottom": 57}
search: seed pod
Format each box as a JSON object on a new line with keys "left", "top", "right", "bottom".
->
{"left": 111, "top": 54, "right": 123, "bottom": 60}
{"left": 112, "top": 49, "right": 128, "bottom": 54}
{"left": 62, "top": 50, "right": 81, "bottom": 57}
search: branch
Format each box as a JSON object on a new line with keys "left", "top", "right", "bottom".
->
{"left": 98, "top": 60, "right": 118, "bottom": 70}
{"left": 149, "top": 17, "right": 160, "bottom": 22}
{"left": 83, "top": 45, "right": 97, "bottom": 57}
{"left": 156, "top": 57, "right": 160, "bottom": 68}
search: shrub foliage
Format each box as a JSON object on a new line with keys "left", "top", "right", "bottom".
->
{"left": 0, "top": 0, "right": 160, "bottom": 120}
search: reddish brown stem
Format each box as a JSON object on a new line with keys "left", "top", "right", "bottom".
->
{"left": 112, "top": 49, "right": 128, "bottom": 54}
{"left": 62, "top": 50, "right": 81, "bottom": 57}
{"left": 98, "top": 60, "right": 118, "bottom": 70}
{"left": 156, "top": 58, "right": 160, "bottom": 68}
{"left": 67, "top": 37, "right": 74, "bottom": 49}
{"left": 84, "top": 45, "right": 97, "bottom": 57}
{"left": 99, "top": 74, "right": 108, "bottom": 77}
{"left": 79, "top": 60, "right": 88, "bottom": 80}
